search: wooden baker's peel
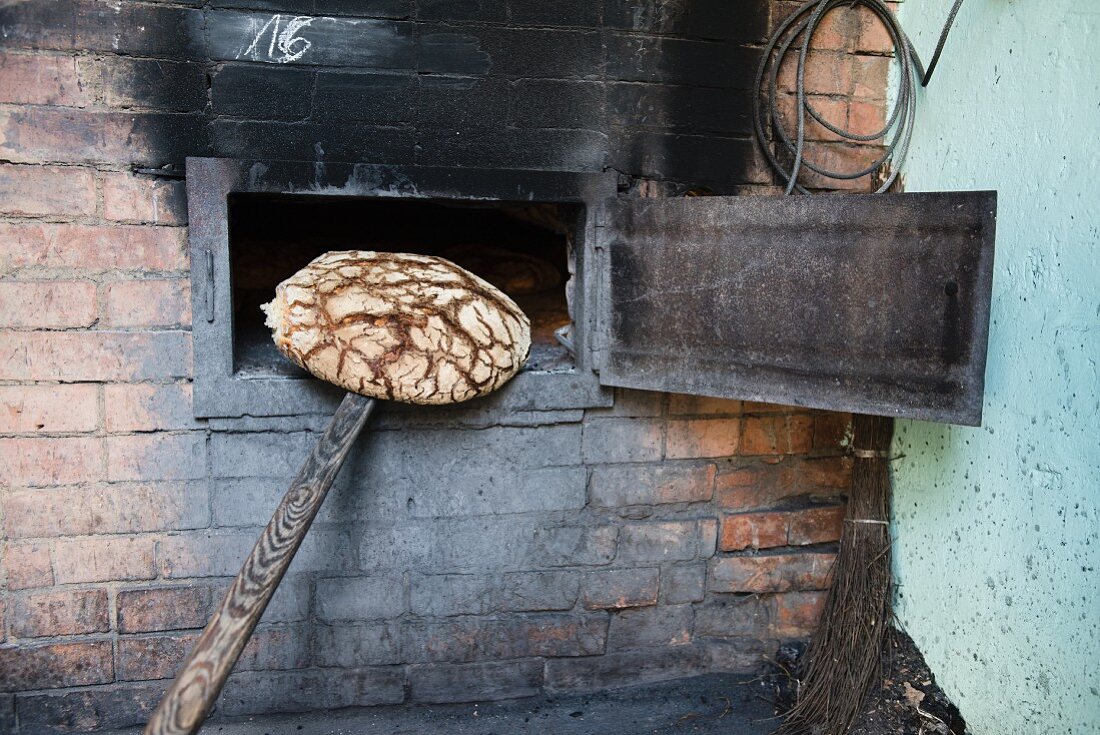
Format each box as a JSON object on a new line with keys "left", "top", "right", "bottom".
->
{"left": 145, "top": 251, "right": 531, "bottom": 735}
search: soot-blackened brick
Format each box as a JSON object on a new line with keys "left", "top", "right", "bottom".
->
{"left": 217, "top": 668, "right": 405, "bottom": 716}
{"left": 0, "top": 696, "right": 12, "bottom": 735}
{"left": 408, "top": 660, "right": 543, "bottom": 703}
{"left": 208, "top": 0, "right": 412, "bottom": 18}
{"left": 509, "top": 0, "right": 601, "bottom": 27}
{"left": 314, "top": 71, "right": 417, "bottom": 124}
{"left": 76, "top": 1, "right": 206, "bottom": 59}
{"left": 611, "top": 131, "right": 758, "bottom": 188}
{"left": 0, "top": 109, "right": 210, "bottom": 167}
{"left": 207, "top": 11, "right": 414, "bottom": 69}
{"left": 90, "top": 58, "right": 207, "bottom": 113}
{"left": 313, "top": 623, "right": 403, "bottom": 667}
{"left": 15, "top": 683, "right": 163, "bottom": 733}
{"left": 323, "top": 0, "right": 413, "bottom": 18}
{"left": 417, "top": 76, "right": 509, "bottom": 129}
{"left": 608, "top": 83, "right": 753, "bottom": 136}
{"left": 212, "top": 64, "right": 314, "bottom": 120}
{"left": 420, "top": 0, "right": 506, "bottom": 21}
{"left": 0, "top": 0, "right": 205, "bottom": 59}
{"left": 209, "top": 0, "right": 316, "bottom": 13}
{"left": 512, "top": 80, "right": 606, "bottom": 130}
{"left": 606, "top": 34, "right": 760, "bottom": 89}
{"left": 212, "top": 120, "right": 415, "bottom": 163}
{"left": 0, "top": 0, "right": 79, "bottom": 51}
{"left": 476, "top": 27, "right": 604, "bottom": 79}
{"left": 607, "top": 604, "right": 694, "bottom": 650}
{"left": 419, "top": 30, "right": 494, "bottom": 76}
{"left": 416, "top": 127, "right": 607, "bottom": 171}
{"left": 604, "top": 0, "right": 770, "bottom": 43}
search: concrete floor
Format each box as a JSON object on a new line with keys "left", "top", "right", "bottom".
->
{"left": 112, "top": 674, "right": 778, "bottom": 735}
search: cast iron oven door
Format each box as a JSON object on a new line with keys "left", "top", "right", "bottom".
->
{"left": 592, "top": 192, "right": 997, "bottom": 426}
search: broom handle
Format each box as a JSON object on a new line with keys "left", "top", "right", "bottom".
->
{"left": 144, "top": 392, "right": 376, "bottom": 735}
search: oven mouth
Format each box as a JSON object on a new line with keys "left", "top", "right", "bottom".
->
{"left": 228, "top": 192, "right": 581, "bottom": 378}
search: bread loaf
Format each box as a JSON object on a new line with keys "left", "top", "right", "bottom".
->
{"left": 262, "top": 251, "right": 531, "bottom": 405}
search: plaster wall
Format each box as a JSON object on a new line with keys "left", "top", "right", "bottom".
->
{"left": 891, "top": 1, "right": 1099, "bottom": 732}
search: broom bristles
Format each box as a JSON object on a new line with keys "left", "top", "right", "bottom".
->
{"left": 776, "top": 414, "right": 894, "bottom": 735}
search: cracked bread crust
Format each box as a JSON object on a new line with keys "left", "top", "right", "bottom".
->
{"left": 262, "top": 250, "right": 531, "bottom": 405}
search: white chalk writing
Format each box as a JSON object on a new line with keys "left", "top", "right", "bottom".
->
{"left": 240, "top": 14, "right": 315, "bottom": 63}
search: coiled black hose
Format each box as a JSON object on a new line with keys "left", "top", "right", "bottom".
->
{"left": 753, "top": 0, "right": 966, "bottom": 194}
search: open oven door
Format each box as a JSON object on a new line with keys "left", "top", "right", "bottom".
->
{"left": 591, "top": 191, "right": 997, "bottom": 426}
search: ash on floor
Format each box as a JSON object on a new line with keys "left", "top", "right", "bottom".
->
{"left": 105, "top": 674, "right": 777, "bottom": 735}
{"left": 763, "top": 627, "right": 967, "bottom": 735}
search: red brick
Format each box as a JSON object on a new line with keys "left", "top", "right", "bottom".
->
{"left": 0, "top": 164, "right": 96, "bottom": 216}
{"left": 719, "top": 505, "right": 845, "bottom": 551}
{"left": 0, "top": 331, "right": 192, "bottom": 381}
{"left": 776, "top": 50, "right": 851, "bottom": 96}
{"left": 719, "top": 511, "right": 788, "bottom": 551}
{"left": 715, "top": 465, "right": 797, "bottom": 510}
{"left": 51, "top": 537, "right": 155, "bottom": 584}
{"left": 847, "top": 99, "right": 887, "bottom": 138}
{"left": 799, "top": 142, "right": 883, "bottom": 190}
{"left": 117, "top": 586, "right": 215, "bottom": 633}
{"left": 0, "top": 280, "right": 98, "bottom": 328}
{"left": 666, "top": 418, "right": 740, "bottom": 459}
{"left": 0, "top": 437, "right": 103, "bottom": 486}
{"left": 807, "top": 4, "right": 862, "bottom": 51}
{"left": 0, "top": 222, "right": 186, "bottom": 273}
{"left": 800, "top": 456, "right": 852, "bottom": 489}
{"left": 101, "top": 173, "right": 186, "bottom": 225}
{"left": 709, "top": 552, "right": 835, "bottom": 593}
{"left": 717, "top": 458, "right": 850, "bottom": 511}
{"left": 668, "top": 394, "right": 742, "bottom": 416}
{"left": 740, "top": 414, "right": 815, "bottom": 456}
{"left": 10, "top": 589, "right": 110, "bottom": 638}
{"left": 103, "top": 279, "right": 191, "bottom": 327}
{"left": 776, "top": 93, "right": 850, "bottom": 143}
{"left": 787, "top": 505, "right": 846, "bottom": 546}
{"left": 0, "top": 384, "right": 99, "bottom": 433}
{"left": 4, "top": 542, "right": 54, "bottom": 589}
{"left": 857, "top": 7, "right": 897, "bottom": 54}
{"left": 850, "top": 54, "right": 890, "bottom": 99}
{"left": 0, "top": 640, "right": 113, "bottom": 691}
{"left": 0, "top": 52, "right": 87, "bottom": 106}
{"left": 813, "top": 411, "right": 851, "bottom": 449}
{"left": 3, "top": 482, "right": 208, "bottom": 538}
{"left": 582, "top": 568, "right": 659, "bottom": 610}
{"left": 772, "top": 591, "right": 828, "bottom": 638}
{"left": 105, "top": 433, "right": 206, "bottom": 482}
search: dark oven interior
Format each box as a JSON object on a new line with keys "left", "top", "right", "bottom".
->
{"left": 228, "top": 193, "right": 582, "bottom": 377}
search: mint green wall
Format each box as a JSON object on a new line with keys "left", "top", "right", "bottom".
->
{"left": 891, "top": 1, "right": 1099, "bottom": 733}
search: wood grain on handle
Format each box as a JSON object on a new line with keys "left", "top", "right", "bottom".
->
{"left": 145, "top": 393, "right": 376, "bottom": 735}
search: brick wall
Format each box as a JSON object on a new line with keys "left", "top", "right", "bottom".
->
{"left": 0, "top": 0, "right": 891, "bottom": 730}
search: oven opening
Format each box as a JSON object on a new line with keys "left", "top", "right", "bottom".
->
{"left": 228, "top": 193, "right": 580, "bottom": 377}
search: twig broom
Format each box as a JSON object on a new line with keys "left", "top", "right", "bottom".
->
{"left": 776, "top": 414, "right": 895, "bottom": 735}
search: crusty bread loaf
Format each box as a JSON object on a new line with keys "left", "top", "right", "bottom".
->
{"left": 261, "top": 251, "right": 531, "bottom": 405}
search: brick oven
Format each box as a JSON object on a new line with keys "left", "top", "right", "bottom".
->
{"left": 0, "top": 1, "right": 902, "bottom": 730}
